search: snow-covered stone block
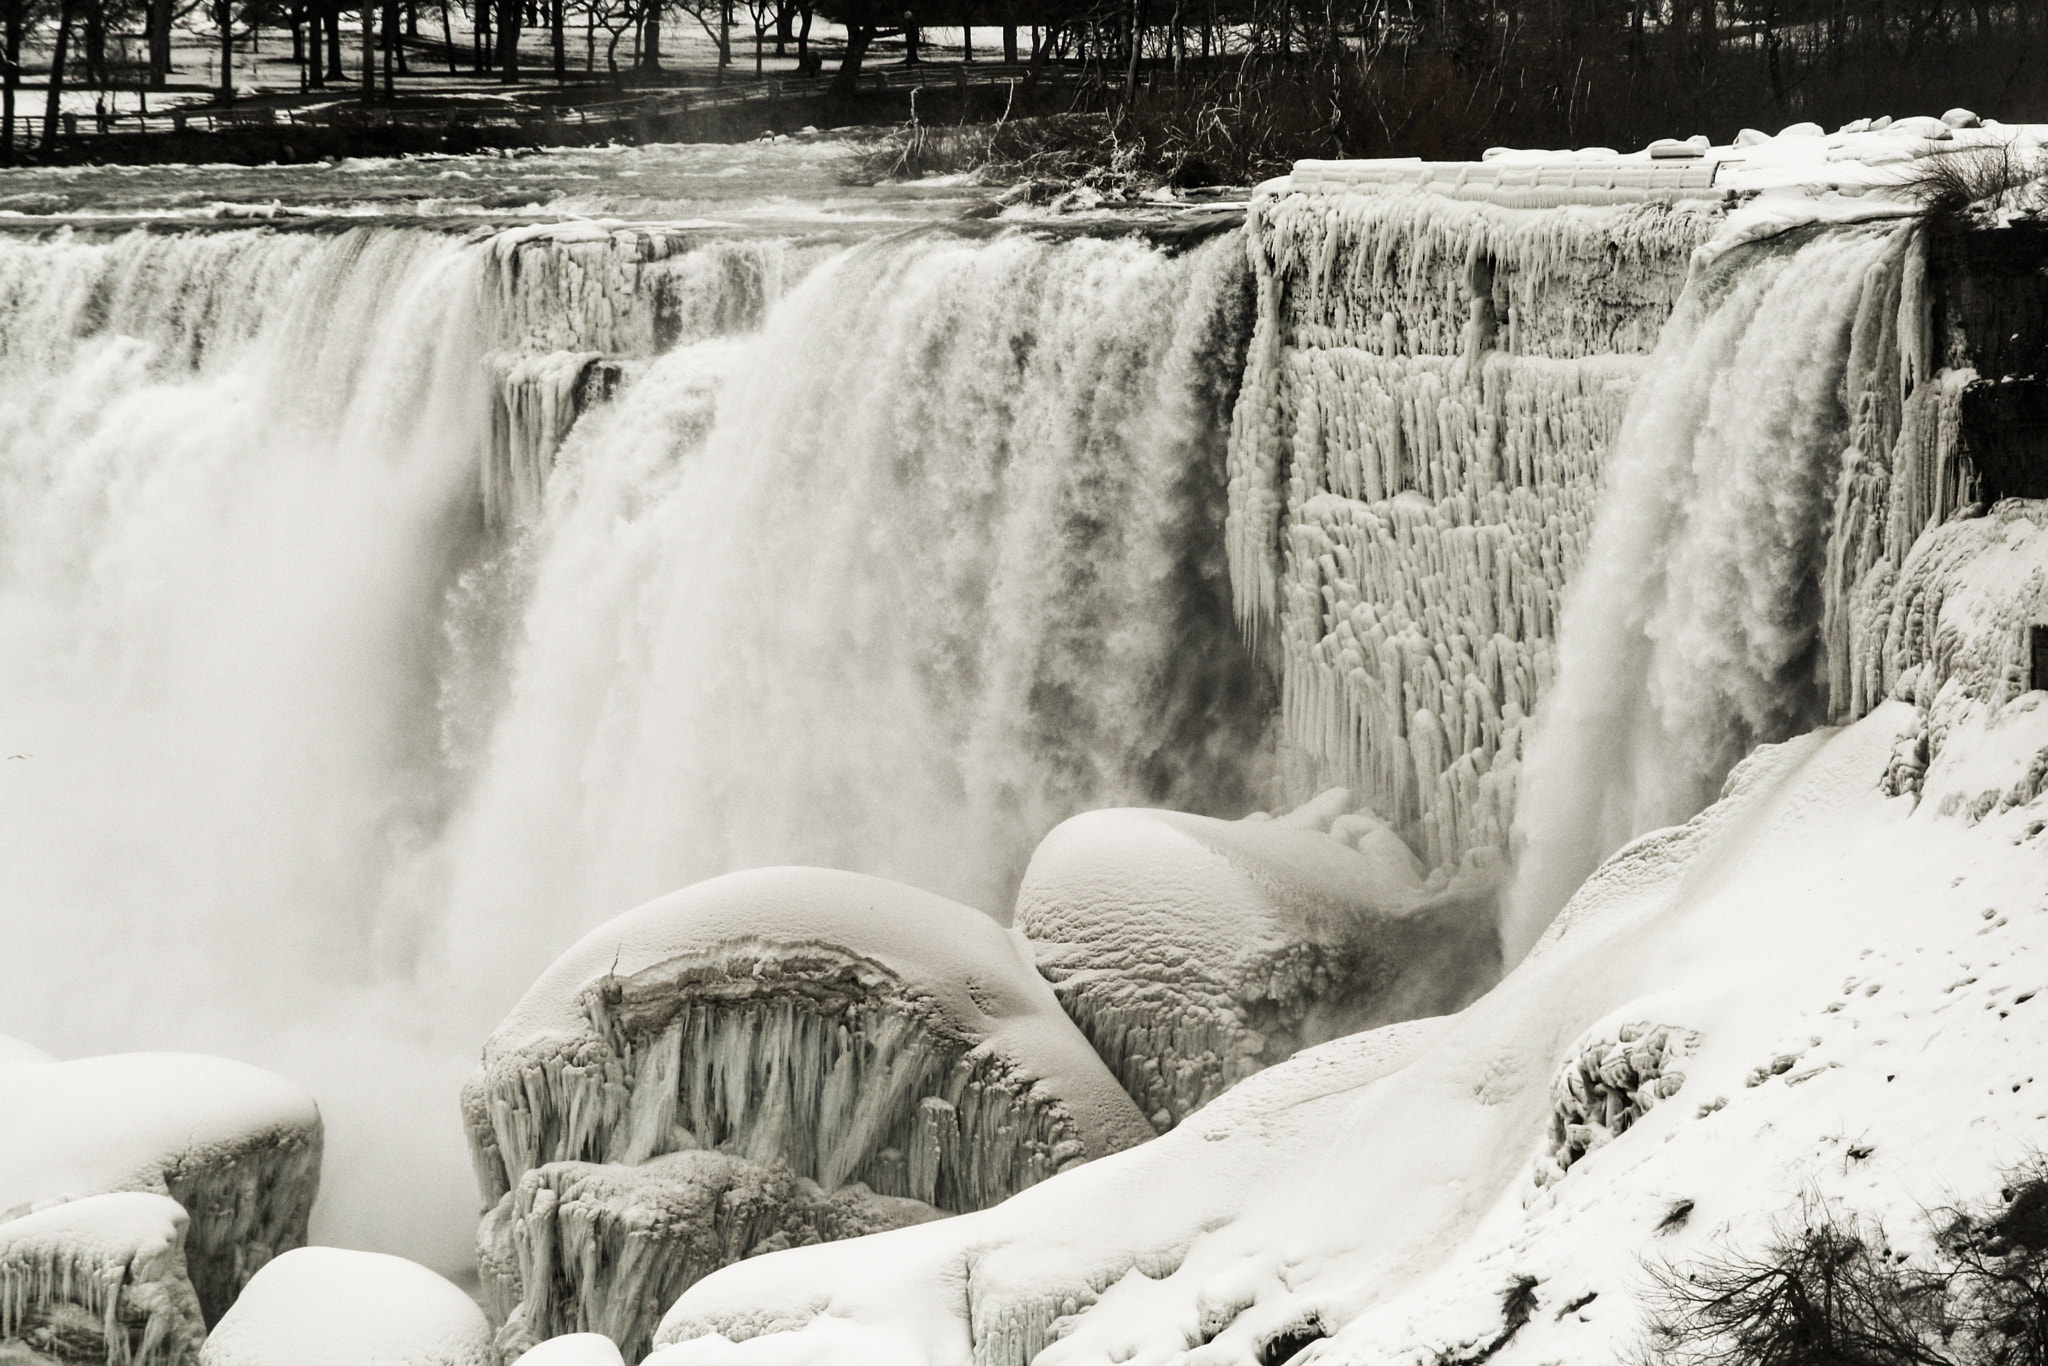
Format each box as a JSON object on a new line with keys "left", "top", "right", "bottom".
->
{"left": 1016, "top": 796, "right": 1499, "bottom": 1128}
{"left": 483, "top": 1151, "right": 940, "bottom": 1362}
{"left": 196, "top": 1247, "right": 491, "bottom": 1366}
{"left": 0, "top": 1054, "right": 321, "bottom": 1326}
{"left": 0, "top": 1192, "right": 207, "bottom": 1366}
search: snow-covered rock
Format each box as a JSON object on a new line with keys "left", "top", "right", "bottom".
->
{"left": 197, "top": 1247, "right": 492, "bottom": 1366}
{"left": 485, "top": 1151, "right": 941, "bottom": 1362}
{"left": 1017, "top": 793, "right": 1499, "bottom": 1128}
{"left": 465, "top": 867, "right": 1153, "bottom": 1357}
{"left": 511, "top": 1335, "right": 627, "bottom": 1366}
{"left": 0, "top": 1053, "right": 321, "bottom": 1325}
{"left": 0, "top": 1192, "right": 207, "bottom": 1366}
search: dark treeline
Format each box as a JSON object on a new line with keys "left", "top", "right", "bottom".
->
{"left": 1, "top": 0, "right": 2044, "bottom": 171}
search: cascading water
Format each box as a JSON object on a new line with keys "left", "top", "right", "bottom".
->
{"left": 1504, "top": 220, "right": 1926, "bottom": 956}
{"left": 0, "top": 216, "right": 1270, "bottom": 1269}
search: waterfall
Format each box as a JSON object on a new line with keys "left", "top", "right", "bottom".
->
{"left": 1504, "top": 220, "right": 1926, "bottom": 957}
{"left": 0, "top": 219, "right": 1269, "bottom": 1269}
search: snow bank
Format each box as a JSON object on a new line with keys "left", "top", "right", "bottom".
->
{"left": 0, "top": 1053, "right": 321, "bottom": 1324}
{"left": 0, "top": 1192, "right": 207, "bottom": 1366}
{"left": 466, "top": 868, "right": 1152, "bottom": 1358}
{"left": 484, "top": 1151, "right": 940, "bottom": 1362}
{"left": 634, "top": 497, "right": 2048, "bottom": 1366}
{"left": 0, "top": 1034, "right": 52, "bottom": 1069}
{"left": 197, "top": 1247, "right": 492, "bottom": 1366}
{"left": 1017, "top": 794, "right": 1498, "bottom": 1129}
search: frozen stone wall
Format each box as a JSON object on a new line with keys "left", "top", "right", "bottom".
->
{"left": 1227, "top": 184, "right": 1718, "bottom": 871}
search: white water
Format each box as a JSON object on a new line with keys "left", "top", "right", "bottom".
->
{"left": 1504, "top": 221, "right": 1915, "bottom": 956}
{"left": 0, "top": 216, "right": 1266, "bottom": 1269}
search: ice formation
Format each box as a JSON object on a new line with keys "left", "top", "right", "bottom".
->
{"left": 482, "top": 1151, "right": 939, "bottom": 1361}
{"left": 1017, "top": 791, "right": 1499, "bottom": 1129}
{"left": 0, "top": 1193, "right": 207, "bottom": 1366}
{"left": 1227, "top": 180, "right": 1716, "bottom": 873}
{"left": 466, "top": 867, "right": 1152, "bottom": 1356}
{"left": 0, "top": 1053, "right": 321, "bottom": 1325}
{"left": 197, "top": 1247, "right": 492, "bottom": 1366}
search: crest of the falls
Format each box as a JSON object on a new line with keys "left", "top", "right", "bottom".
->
{"left": 0, "top": 215, "right": 1268, "bottom": 1269}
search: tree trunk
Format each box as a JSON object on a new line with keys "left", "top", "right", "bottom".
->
{"left": 495, "top": 0, "right": 518, "bottom": 79}
{"left": 2, "top": 0, "right": 20, "bottom": 166}
{"left": 360, "top": 1, "right": 373, "bottom": 96}
{"left": 796, "top": 3, "right": 810, "bottom": 64}
{"left": 1001, "top": 21, "right": 1014, "bottom": 60}
{"left": 905, "top": 17, "right": 918, "bottom": 61}
{"left": 41, "top": 0, "right": 70, "bottom": 152}
{"left": 550, "top": 0, "right": 561, "bottom": 77}
{"left": 716, "top": 0, "right": 728, "bottom": 63}
{"left": 148, "top": 0, "right": 171, "bottom": 87}
{"left": 326, "top": 0, "right": 343, "bottom": 77}
{"left": 773, "top": 0, "right": 790, "bottom": 53}
{"left": 439, "top": 0, "right": 455, "bottom": 72}
{"left": 219, "top": 0, "right": 234, "bottom": 99}
{"left": 961, "top": 23, "right": 970, "bottom": 58}
{"left": 381, "top": 0, "right": 396, "bottom": 94}
{"left": 640, "top": 1, "right": 658, "bottom": 69}
{"left": 829, "top": 11, "right": 872, "bottom": 94}
{"left": 1123, "top": 0, "right": 1141, "bottom": 91}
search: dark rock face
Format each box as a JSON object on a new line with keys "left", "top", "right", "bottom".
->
{"left": 1933, "top": 221, "right": 2048, "bottom": 503}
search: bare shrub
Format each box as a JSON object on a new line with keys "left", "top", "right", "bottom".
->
{"left": 1905, "top": 143, "right": 2048, "bottom": 218}
{"left": 1645, "top": 1160, "right": 2048, "bottom": 1366}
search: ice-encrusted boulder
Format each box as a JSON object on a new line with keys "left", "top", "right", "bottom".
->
{"left": 481, "top": 1151, "right": 940, "bottom": 1361}
{"left": 465, "top": 867, "right": 1152, "bottom": 1360}
{"left": 1017, "top": 791, "right": 1501, "bottom": 1128}
{"left": 0, "top": 1053, "right": 322, "bottom": 1326}
{"left": 0, "top": 1192, "right": 208, "bottom": 1366}
{"left": 197, "top": 1247, "right": 492, "bottom": 1366}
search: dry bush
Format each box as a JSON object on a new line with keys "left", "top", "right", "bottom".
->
{"left": 1645, "top": 1160, "right": 2048, "bottom": 1366}
{"left": 1905, "top": 142, "right": 2048, "bottom": 218}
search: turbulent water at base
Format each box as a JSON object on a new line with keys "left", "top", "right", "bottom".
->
{"left": 0, "top": 207, "right": 1268, "bottom": 1267}
{"left": 1504, "top": 222, "right": 1916, "bottom": 956}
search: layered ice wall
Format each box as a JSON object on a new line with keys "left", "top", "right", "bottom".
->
{"left": 1227, "top": 182, "right": 1716, "bottom": 872}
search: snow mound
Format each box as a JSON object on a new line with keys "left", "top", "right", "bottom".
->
{"left": 1017, "top": 795, "right": 1499, "bottom": 1128}
{"left": 0, "top": 1034, "right": 52, "bottom": 1069}
{"left": 197, "top": 1247, "right": 493, "bottom": 1366}
{"left": 0, "top": 1052, "right": 322, "bottom": 1325}
{"left": 483, "top": 1151, "right": 941, "bottom": 1362}
{"left": 511, "top": 1335, "right": 627, "bottom": 1366}
{"left": 0, "top": 1192, "right": 207, "bottom": 1366}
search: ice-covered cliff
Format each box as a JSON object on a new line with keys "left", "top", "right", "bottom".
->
{"left": 625, "top": 120, "right": 2048, "bottom": 1366}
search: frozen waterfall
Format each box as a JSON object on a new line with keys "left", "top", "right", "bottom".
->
{"left": 0, "top": 218, "right": 1268, "bottom": 1269}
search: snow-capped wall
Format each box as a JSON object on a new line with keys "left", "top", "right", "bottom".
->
{"left": 1228, "top": 182, "right": 1717, "bottom": 873}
